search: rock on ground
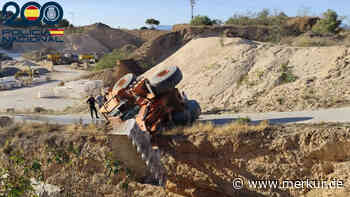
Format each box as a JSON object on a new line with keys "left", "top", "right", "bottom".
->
{"left": 31, "top": 178, "right": 62, "bottom": 197}
{"left": 0, "top": 116, "right": 13, "bottom": 127}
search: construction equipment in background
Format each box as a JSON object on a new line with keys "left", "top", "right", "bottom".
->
{"left": 100, "top": 66, "right": 201, "bottom": 187}
{"left": 62, "top": 53, "right": 79, "bottom": 64}
{"left": 46, "top": 53, "right": 86, "bottom": 65}
{"left": 78, "top": 53, "right": 98, "bottom": 64}
{"left": 46, "top": 53, "right": 62, "bottom": 65}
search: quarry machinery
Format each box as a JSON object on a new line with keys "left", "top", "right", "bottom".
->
{"left": 100, "top": 66, "right": 201, "bottom": 186}
{"left": 79, "top": 54, "right": 98, "bottom": 64}
{"left": 46, "top": 53, "right": 62, "bottom": 65}
{"left": 47, "top": 53, "right": 79, "bottom": 65}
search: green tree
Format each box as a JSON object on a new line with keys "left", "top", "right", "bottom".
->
{"left": 272, "top": 11, "right": 289, "bottom": 25}
{"left": 257, "top": 9, "right": 271, "bottom": 25}
{"left": 58, "top": 19, "right": 70, "bottom": 27}
{"left": 190, "top": 15, "right": 213, "bottom": 26}
{"left": 145, "top": 18, "right": 160, "bottom": 29}
{"left": 212, "top": 19, "right": 223, "bottom": 25}
{"left": 312, "top": 9, "right": 342, "bottom": 34}
{"left": 95, "top": 49, "right": 127, "bottom": 70}
{"left": 257, "top": 8, "right": 270, "bottom": 20}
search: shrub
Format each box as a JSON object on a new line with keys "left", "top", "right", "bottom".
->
{"left": 58, "top": 81, "right": 65, "bottom": 86}
{"left": 278, "top": 63, "right": 298, "bottom": 84}
{"left": 190, "top": 15, "right": 213, "bottom": 26}
{"left": 235, "top": 117, "right": 251, "bottom": 124}
{"left": 95, "top": 49, "right": 127, "bottom": 70}
{"left": 279, "top": 72, "right": 298, "bottom": 83}
{"left": 140, "top": 26, "right": 148, "bottom": 30}
{"left": 312, "top": 9, "right": 342, "bottom": 34}
{"left": 212, "top": 19, "right": 223, "bottom": 25}
{"left": 277, "top": 97, "right": 285, "bottom": 105}
{"left": 145, "top": 18, "right": 160, "bottom": 29}
{"left": 293, "top": 36, "right": 336, "bottom": 47}
{"left": 33, "top": 107, "right": 48, "bottom": 113}
{"left": 225, "top": 9, "right": 288, "bottom": 26}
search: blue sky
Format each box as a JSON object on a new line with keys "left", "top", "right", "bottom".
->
{"left": 2, "top": 0, "right": 350, "bottom": 29}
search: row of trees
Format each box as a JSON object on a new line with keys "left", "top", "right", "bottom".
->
{"left": 190, "top": 8, "right": 343, "bottom": 34}
{"left": 142, "top": 0, "right": 342, "bottom": 35}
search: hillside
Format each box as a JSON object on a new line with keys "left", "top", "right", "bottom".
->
{"left": 144, "top": 37, "right": 350, "bottom": 113}
{"left": 0, "top": 24, "right": 168, "bottom": 54}
{"left": 1, "top": 122, "right": 349, "bottom": 197}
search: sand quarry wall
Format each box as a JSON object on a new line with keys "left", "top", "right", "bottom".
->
{"left": 1, "top": 122, "right": 350, "bottom": 197}
{"left": 144, "top": 37, "right": 350, "bottom": 113}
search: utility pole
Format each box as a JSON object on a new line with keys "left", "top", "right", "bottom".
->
{"left": 69, "top": 12, "right": 75, "bottom": 26}
{"left": 190, "top": 0, "right": 196, "bottom": 20}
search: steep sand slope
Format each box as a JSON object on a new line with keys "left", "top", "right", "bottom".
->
{"left": 144, "top": 37, "right": 350, "bottom": 113}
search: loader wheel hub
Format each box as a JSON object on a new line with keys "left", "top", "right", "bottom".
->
{"left": 157, "top": 70, "right": 169, "bottom": 77}
{"left": 117, "top": 79, "right": 127, "bottom": 87}
{"left": 113, "top": 73, "right": 136, "bottom": 92}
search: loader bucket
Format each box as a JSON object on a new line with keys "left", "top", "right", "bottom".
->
{"left": 108, "top": 119, "right": 167, "bottom": 186}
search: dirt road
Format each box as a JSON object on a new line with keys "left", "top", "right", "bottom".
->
{"left": 0, "top": 65, "right": 89, "bottom": 112}
{"left": 8, "top": 107, "right": 350, "bottom": 125}
{"left": 201, "top": 107, "right": 350, "bottom": 125}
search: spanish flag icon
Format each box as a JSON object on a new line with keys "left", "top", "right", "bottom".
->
{"left": 49, "top": 29, "right": 65, "bottom": 36}
{"left": 24, "top": 5, "right": 40, "bottom": 21}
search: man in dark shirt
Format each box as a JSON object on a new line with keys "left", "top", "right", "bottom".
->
{"left": 86, "top": 95, "right": 99, "bottom": 120}
{"left": 96, "top": 93, "right": 106, "bottom": 109}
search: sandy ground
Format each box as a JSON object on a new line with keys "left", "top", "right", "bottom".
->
{"left": 144, "top": 37, "right": 350, "bottom": 113}
{"left": 0, "top": 65, "right": 89, "bottom": 112}
{"left": 6, "top": 106, "right": 350, "bottom": 126}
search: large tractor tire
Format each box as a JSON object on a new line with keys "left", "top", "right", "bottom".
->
{"left": 113, "top": 73, "right": 135, "bottom": 93}
{"left": 149, "top": 66, "right": 182, "bottom": 95}
{"left": 187, "top": 100, "right": 201, "bottom": 121}
{"left": 172, "top": 100, "right": 201, "bottom": 125}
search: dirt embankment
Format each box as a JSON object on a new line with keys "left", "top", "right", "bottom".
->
{"left": 172, "top": 24, "right": 279, "bottom": 43}
{"left": 159, "top": 123, "right": 350, "bottom": 197}
{"left": 131, "top": 32, "right": 184, "bottom": 67}
{"left": 126, "top": 29, "right": 170, "bottom": 42}
{"left": 1, "top": 122, "right": 350, "bottom": 197}
{"left": 144, "top": 37, "right": 350, "bottom": 113}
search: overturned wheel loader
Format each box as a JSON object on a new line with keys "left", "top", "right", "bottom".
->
{"left": 100, "top": 66, "right": 201, "bottom": 186}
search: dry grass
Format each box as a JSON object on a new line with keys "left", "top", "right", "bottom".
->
{"left": 1, "top": 119, "right": 270, "bottom": 139}
{"left": 62, "top": 104, "right": 89, "bottom": 114}
{"left": 0, "top": 104, "right": 88, "bottom": 115}
{"left": 0, "top": 122, "right": 107, "bottom": 137}
{"left": 292, "top": 36, "right": 338, "bottom": 47}
{"left": 164, "top": 120, "right": 270, "bottom": 136}
{"left": 0, "top": 122, "right": 63, "bottom": 135}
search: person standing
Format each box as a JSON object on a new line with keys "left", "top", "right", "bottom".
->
{"left": 96, "top": 93, "right": 106, "bottom": 109}
{"left": 86, "top": 95, "right": 99, "bottom": 120}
